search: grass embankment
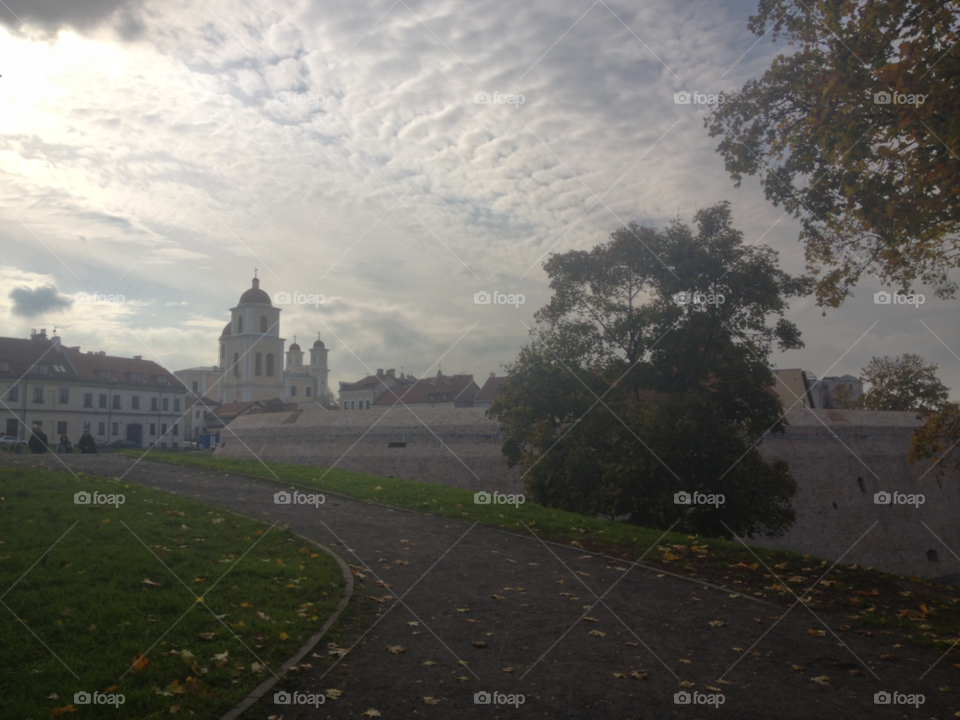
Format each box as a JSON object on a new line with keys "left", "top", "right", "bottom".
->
{"left": 121, "top": 451, "right": 960, "bottom": 657}
{"left": 0, "top": 467, "right": 346, "bottom": 719}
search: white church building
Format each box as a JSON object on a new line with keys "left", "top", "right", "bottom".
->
{"left": 174, "top": 274, "right": 330, "bottom": 407}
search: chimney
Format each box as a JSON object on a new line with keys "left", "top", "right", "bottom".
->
{"left": 50, "top": 336, "right": 61, "bottom": 348}
{"left": 133, "top": 355, "right": 142, "bottom": 361}
{"left": 31, "top": 328, "right": 48, "bottom": 341}
{"left": 376, "top": 369, "right": 384, "bottom": 377}
{"left": 386, "top": 368, "right": 395, "bottom": 378}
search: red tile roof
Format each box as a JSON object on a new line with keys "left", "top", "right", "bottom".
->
{"left": 373, "top": 375, "right": 478, "bottom": 406}
{"left": 474, "top": 375, "right": 507, "bottom": 402}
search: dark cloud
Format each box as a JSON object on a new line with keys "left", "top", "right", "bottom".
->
{"left": 9, "top": 285, "right": 73, "bottom": 317}
{"left": 0, "top": 0, "right": 144, "bottom": 39}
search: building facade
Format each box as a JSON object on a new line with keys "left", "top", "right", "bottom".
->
{"left": 0, "top": 329, "right": 187, "bottom": 448}
{"left": 174, "top": 275, "right": 331, "bottom": 409}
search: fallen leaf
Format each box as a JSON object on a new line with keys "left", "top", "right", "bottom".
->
{"left": 325, "top": 689, "right": 342, "bottom": 699}
{"left": 131, "top": 653, "right": 150, "bottom": 673}
{"left": 629, "top": 670, "right": 648, "bottom": 680}
{"left": 387, "top": 645, "right": 406, "bottom": 654}
{"left": 811, "top": 675, "right": 830, "bottom": 685}
{"left": 472, "top": 641, "right": 488, "bottom": 648}
{"left": 708, "top": 621, "right": 726, "bottom": 628}
{"left": 490, "top": 594, "right": 505, "bottom": 600}
{"left": 142, "top": 579, "right": 162, "bottom": 587}
{"left": 612, "top": 672, "right": 627, "bottom": 678}
{"left": 279, "top": 632, "right": 289, "bottom": 641}
{"left": 197, "top": 632, "right": 216, "bottom": 640}
{"left": 362, "top": 710, "right": 381, "bottom": 718}
{"left": 407, "top": 621, "right": 419, "bottom": 627}
{"left": 423, "top": 661, "right": 438, "bottom": 666}
{"left": 583, "top": 617, "right": 600, "bottom": 622}
{"left": 423, "top": 697, "right": 440, "bottom": 705}
{"left": 502, "top": 667, "right": 516, "bottom": 673}
{"left": 806, "top": 629, "right": 826, "bottom": 637}
{"left": 792, "top": 665, "right": 805, "bottom": 672}
{"left": 705, "top": 685, "right": 723, "bottom": 692}
{"left": 456, "top": 608, "right": 470, "bottom": 613}
{"left": 588, "top": 630, "right": 607, "bottom": 637}
{"left": 678, "top": 680, "right": 695, "bottom": 688}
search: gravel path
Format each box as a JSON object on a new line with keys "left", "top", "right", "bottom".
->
{"left": 3, "top": 453, "right": 957, "bottom": 719}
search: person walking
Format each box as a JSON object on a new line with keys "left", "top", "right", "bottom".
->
{"left": 78, "top": 429, "right": 98, "bottom": 454}
{"left": 57, "top": 434, "right": 73, "bottom": 453}
{"left": 28, "top": 424, "right": 49, "bottom": 454}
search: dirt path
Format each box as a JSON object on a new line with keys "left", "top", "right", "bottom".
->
{"left": 3, "top": 453, "right": 957, "bottom": 719}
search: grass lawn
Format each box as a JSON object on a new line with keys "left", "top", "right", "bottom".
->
{"left": 0, "top": 466, "right": 346, "bottom": 719}
{"left": 120, "top": 451, "right": 960, "bottom": 654}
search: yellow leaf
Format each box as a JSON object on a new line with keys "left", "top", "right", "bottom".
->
{"left": 612, "top": 672, "right": 627, "bottom": 678}
{"left": 806, "top": 629, "right": 826, "bottom": 637}
{"left": 131, "top": 653, "right": 150, "bottom": 673}
{"left": 678, "top": 680, "right": 695, "bottom": 688}
{"left": 386, "top": 645, "right": 406, "bottom": 654}
{"left": 502, "top": 667, "right": 516, "bottom": 673}
{"left": 279, "top": 632, "right": 289, "bottom": 641}
{"left": 362, "top": 709, "right": 381, "bottom": 717}
{"left": 325, "top": 689, "right": 342, "bottom": 699}
{"left": 423, "top": 697, "right": 440, "bottom": 705}
{"left": 811, "top": 675, "right": 830, "bottom": 685}
{"left": 588, "top": 630, "right": 607, "bottom": 637}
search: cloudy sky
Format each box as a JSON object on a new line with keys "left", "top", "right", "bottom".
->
{"left": 2, "top": 0, "right": 958, "bottom": 397}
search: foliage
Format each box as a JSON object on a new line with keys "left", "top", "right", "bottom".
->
{"left": 909, "top": 402, "right": 960, "bottom": 475}
{"left": 490, "top": 203, "right": 810, "bottom": 537}
{"left": 708, "top": 0, "right": 960, "bottom": 307}
{"left": 861, "top": 353, "right": 950, "bottom": 411}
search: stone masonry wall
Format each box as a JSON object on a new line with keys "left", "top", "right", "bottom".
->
{"left": 215, "top": 406, "right": 960, "bottom": 579}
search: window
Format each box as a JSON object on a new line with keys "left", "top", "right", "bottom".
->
{"left": 162, "top": 398, "right": 169, "bottom": 411}
{"left": 266, "top": 354, "right": 274, "bottom": 376}
{"left": 7, "top": 386, "right": 18, "bottom": 402}
{"left": 112, "top": 395, "right": 121, "bottom": 409}
{"left": 111, "top": 422, "right": 119, "bottom": 435}
{"left": 36, "top": 364, "right": 47, "bottom": 374}
{"left": 58, "top": 388, "right": 69, "bottom": 403}
{"left": 57, "top": 421, "right": 67, "bottom": 435}
{"left": 161, "top": 423, "right": 167, "bottom": 435}
{"left": 306, "top": 387, "right": 312, "bottom": 397}
{"left": 236, "top": 316, "right": 243, "bottom": 332}
{"left": 98, "top": 422, "right": 105, "bottom": 435}
{"left": 160, "top": 442, "right": 167, "bottom": 449}
{"left": 366, "top": 400, "right": 370, "bottom": 409}
{"left": 100, "top": 370, "right": 111, "bottom": 379}
{"left": 53, "top": 365, "right": 66, "bottom": 373}
{"left": 255, "top": 352, "right": 262, "bottom": 376}
{"left": 0, "top": 361, "right": 8, "bottom": 371}
{"left": 99, "top": 394, "right": 108, "bottom": 408}
{"left": 33, "top": 387, "right": 44, "bottom": 403}
{"left": 173, "top": 423, "right": 178, "bottom": 436}
{"left": 351, "top": 400, "right": 356, "bottom": 410}
{"left": 83, "top": 393, "right": 93, "bottom": 407}
{"left": 172, "top": 442, "right": 178, "bottom": 449}
{"left": 195, "top": 410, "right": 200, "bottom": 418}
{"left": 151, "top": 397, "right": 158, "bottom": 411}
{"left": 131, "top": 373, "right": 142, "bottom": 382}
{"left": 233, "top": 353, "right": 240, "bottom": 377}
{"left": 174, "top": 398, "right": 180, "bottom": 411}
{"left": 158, "top": 375, "right": 167, "bottom": 384}
{"left": 192, "top": 381, "right": 198, "bottom": 393}
{"left": 290, "top": 386, "right": 298, "bottom": 397}
{"left": 220, "top": 344, "right": 225, "bottom": 361}
{"left": 260, "top": 315, "right": 267, "bottom": 333}
{"left": 83, "top": 421, "right": 90, "bottom": 430}
{"left": 150, "top": 423, "right": 156, "bottom": 435}
{"left": 132, "top": 396, "right": 140, "bottom": 410}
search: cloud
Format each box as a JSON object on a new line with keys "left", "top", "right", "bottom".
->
{"left": 9, "top": 284, "right": 73, "bottom": 317}
{"left": 0, "top": 0, "right": 145, "bottom": 39}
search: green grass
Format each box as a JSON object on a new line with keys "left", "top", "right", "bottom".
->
{"left": 0, "top": 467, "right": 346, "bottom": 719}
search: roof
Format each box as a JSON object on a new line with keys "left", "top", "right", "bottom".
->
{"left": 339, "top": 375, "right": 387, "bottom": 391}
{"left": 474, "top": 375, "right": 507, "bottom": 402}
{"left": 63, "top": 347, "right": 185, "bottom": 389}
{"left": 220, "top": 322, "right": 231, "bottom": 337}
{"left": 289, "top": 343, "right": 301, "bottom": 351}
{"left": 0, "top": 337, "right": 79, "bottom": 381}
{"left": 214, "top": 400, "right": 264, "bottom": 418}
{"left": 238, "top": 277, "right": 272, "bottom": 306}
{"left": 374, "top": 374, "right": 478, "bottom": 406}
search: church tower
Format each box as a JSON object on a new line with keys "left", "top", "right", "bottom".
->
{"left": 219, "top": 273, "right": 286, "bottom": 402}
{"left": 310, "top": 333, "right": 330, "bottom": 403}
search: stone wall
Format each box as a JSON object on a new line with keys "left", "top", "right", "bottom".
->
{"left": 215, "top": 406, "right": 960, "bottom": 580}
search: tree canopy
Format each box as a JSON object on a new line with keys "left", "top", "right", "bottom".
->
{"left": 490, "top": 202, "right": 811, "bottom": 538}
{"left": 708, "top": 0, "right": 960, "bottom": 307}
{"left": 861, "top": 353, "right": 951, "bottom": 412}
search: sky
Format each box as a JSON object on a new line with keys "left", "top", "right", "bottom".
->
{"left": 1, "top": 0, "right": 958, "bottom": 398}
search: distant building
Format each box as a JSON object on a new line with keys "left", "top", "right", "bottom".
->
{"left": 174, "top": 274, "right": 331, "bottom": 410}
{"left": 472, "top": 373, "right": 508, "bottom": 409}
{"left": 771, "top": 368, "right": 816, "bottom": 409}
{"left": 338, "top": 368, "right": 480, "bottom": 409}
{"left": 0, "top": 329, "right": 187, "bottom": 447}
{"left": 806, "top": 373, "right": 863, "bottom": 409}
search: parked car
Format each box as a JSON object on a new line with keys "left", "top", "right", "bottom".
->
{"left": 109, "top": 439, "right": 141, "bottom": 449}
{"left": 0, "top": 435, "right": 23, "bottom": 452}
{"left": 182, "top": 441, "right": 200, "bottom": 450}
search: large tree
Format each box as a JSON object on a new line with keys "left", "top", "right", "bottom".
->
{"left": 861, "top": 353, "right": 951, "bottom": 411}
{"left": 490, "top": 202, "right": 811, "bottom": 538}
{"left": 708, "top": 0, "right": 960, "bottom": 308}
